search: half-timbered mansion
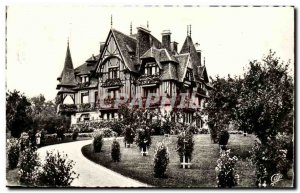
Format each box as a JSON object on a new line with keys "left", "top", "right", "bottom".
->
{"left": 56, "top": 25, "right": 213, "bottom": 128}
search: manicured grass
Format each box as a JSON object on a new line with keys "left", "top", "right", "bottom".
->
{"left": 82, "top": 134, "right": 261, "bottom": 188}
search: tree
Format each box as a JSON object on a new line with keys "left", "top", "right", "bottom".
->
{"left": 205, "top": 76, "right": 242, "bottom": 143}
{"left": 236, "top": 51, "right": 294, "bottom": 187}
{"left": 6, "top": 90, "right": 32, "bottom": 138}
{"left": 236, "top": 50, "right": 293, "bottom": 144}
{"left": 30, "top": 94, "right": 71, "bottom": 134}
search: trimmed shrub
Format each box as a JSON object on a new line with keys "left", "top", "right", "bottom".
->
{"left": 154, "top": 143, "right": 169, "bottom": 178}
{"left": 177, "top": 131, "right": 194, "bottom": 162}
{"left": 111, "top": 139, "right": 121, "bottom": 162}
{"left": 215, "top": 150, "right": 239, "bottom": 188}
{"left": 7, "top": 138, "right": 20, "bottom": 169}
{"left": 40, "top": 129, "right": 46, "bottom": 147}
{"left": 38, "top": 150, "right": 79, "bottom": 187}
{"left": 219, "top": 130, "right": 230, "bottom": 146}
{"left": 93, "top": 133, "right": 104, "bottom": 153}
{"left": 56, "top": 126, "right": 65, "bottom": 140}
{"left": 18, "top": 146, "right": 40, "bottom": 186}
{"left": 72, "top": 129, "right": 79, "bottom": 141}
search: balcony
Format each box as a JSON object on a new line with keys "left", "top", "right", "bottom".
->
{"left": 77, "top": 82, "right": 90, "bottom": 89}
{"left": 58, "top": 103, "right": 100, "bottom": 113}
{"left": 136, "top": 74, "right": 161, "bottom": 86}
{"left": 58, "top": 104, "right": 77, "bottom": 113}
{"left": 77, "top": 103, "right": 99, "bottom": 112}
{"left": 102, "top": 78, "right": 123, "bottom": 88}
{"left": 101, "top": 97, "right": 116, "bottom": 109}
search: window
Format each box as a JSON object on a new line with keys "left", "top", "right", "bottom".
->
{"left": 108, "top": 89, "right": 117, "bottom": 98}
{"left": 81, "top": 92, "right": 89, "bottom": 103}
{"left": 185, "top": 69, "right": 193, "bottom": 81}
{"left": 145, "top": 63, "right": 158, "bottom": 75}
{"left": 108, "top": 67, "right": 119, "bottom": 79}
{"left": 143, "top": 87, "right": 157, "bottom": 98}
{"left": 169, "top": 82, "right": 173, "bottom": 97}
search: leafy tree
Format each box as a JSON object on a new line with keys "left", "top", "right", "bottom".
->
{"left": 6, "top": 90, "right": 32, "bottom": 138}
{"left": 30, "top": 94, "right": 71, "bottom": 134}
{"left": 235, "top": 50, "right": 293, "bottom": 144}
{"left": 205, "top": 76, "right": 242, "bottom": 143}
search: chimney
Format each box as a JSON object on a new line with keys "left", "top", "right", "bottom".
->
{"left": 170, "top": 41, "right": 178, "bottom": 54}
{"left": 162, "top": 30, "right": 171, "bottom": 51}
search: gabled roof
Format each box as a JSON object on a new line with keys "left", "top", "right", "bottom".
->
{"left": 57, "top": 43, "right": 77, "bottom": 89}
{"left": 176, "top": 53, "right": 191, "bottom": 82}
{"left": 198, "top": 65, "right": 209, "bottom": 82}
{"left": 75, "top": 54, "right": 100, "bottom": 76}
{"left": 161, "top": 63, "right": 178, "bottom": 81}
{"left": 180, "top": 36, "right": 202, "bottom": 82}
{"left": 159, "top": 49, "right": 178, "bottom": 63}
{"left": 140, "top": 47, "right": 162, "bottom": 68}
{"left": 111, "top": 29, "right": 138, "bottom": 72}
{"left": 141, "top": 47, "right": 178, "bottom": 67}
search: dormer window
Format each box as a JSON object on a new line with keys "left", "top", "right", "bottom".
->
{"left": 145, "top": 63, "right": 158, "bottom": 75}
{"left": 185, "top": 69, "right": 193, "bottom": 81}
{"left": 81, "top": 75, "right": 89, "bottom": 83}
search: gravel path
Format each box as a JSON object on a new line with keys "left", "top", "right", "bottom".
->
{"left": 37, "top": 140, "right": 149, "bottom": 187}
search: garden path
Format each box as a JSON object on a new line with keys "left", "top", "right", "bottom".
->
{"left": 37, "top": 140, "right": 149, "bottom": 187}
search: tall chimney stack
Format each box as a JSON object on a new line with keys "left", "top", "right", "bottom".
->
{"left": 161, "top": 30, "right": 171, "bottom": 51}
{"left": 170, "top": 41, "right": 178, "bottom": 54}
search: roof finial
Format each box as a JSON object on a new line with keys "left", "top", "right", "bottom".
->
{"left": 130, "top": 22, "right": 132, "bottom": 35}
{"left": 187, "top": 25, "right": 189, "bottom": 36}
{"left": 204, "top": 57, "right": 206, "bottom": 65}
{"left": 111, "top": 14, "right": 113, "bottom": 28}
{"left": 68, "top": 22, "right": 72, "bottom": 46}
{"left": 147, "top": 21, "right": 149, "bottom": 29}
{"left": 190, "top": 25, "right": 192, "bottom": 37}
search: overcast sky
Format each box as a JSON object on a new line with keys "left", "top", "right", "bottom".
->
{"left": 6, "top": 6, "right": 294, "bottom": 101}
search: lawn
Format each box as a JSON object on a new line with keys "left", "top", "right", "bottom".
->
{"left": 82, "top": 134, "right": 262, "bottom": 188}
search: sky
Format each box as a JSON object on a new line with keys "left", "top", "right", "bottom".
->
{"left": 6, "top": 6, "right": 294, "bottom": 101}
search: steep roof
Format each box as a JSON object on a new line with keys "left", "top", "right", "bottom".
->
{"left": 159, "top": 49, "right": 178, "bottom": 63}
{"left": 161, "top": 63, "right": 178, "bottom": 80}
{"left": 176, "top": 53, "right": 191, "bottom": 82}
{"left": 111, "top": 29, "right": 138, "bottom": 72}
{"left": 180, "top": 36, "right": 202, "bottom": 82}
{"left": 198, "top": 65, "right": 210, "bottom": 82}
{"left": 57, "top": 43, "right": 77, "bottom": 88}
{"left": 140, "top": 47, "right": 179, "bottom": 67}
{"left": 75, "top": 54, "right": 100, "bottom": 76}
